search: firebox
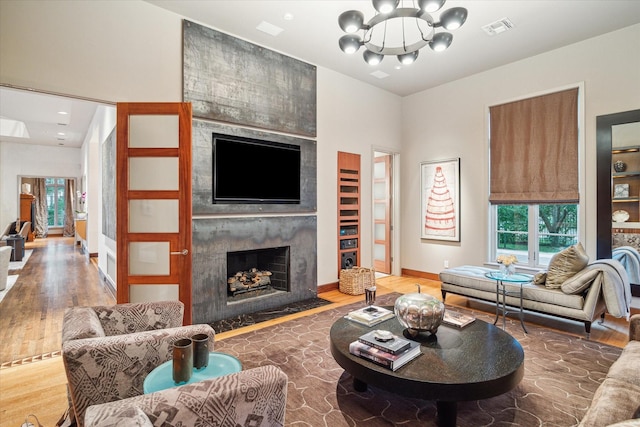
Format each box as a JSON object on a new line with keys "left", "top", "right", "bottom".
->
{"left": 226, "top": 246, "right": 290, "bottom": 301}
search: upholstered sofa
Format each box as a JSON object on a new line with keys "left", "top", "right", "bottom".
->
{"left": 84, "top": 364, "right": 288, "bottom": 427}
{"left": 578, "top": 314, "right": 640, "bottom": 426}
{"left": 439, "top": 255, "right": 631, "bottom": 337}
{"left": 61, "top": 300, "right": 216, "bottom": 427}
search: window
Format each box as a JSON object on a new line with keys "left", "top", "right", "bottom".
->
{"left": 489, "top": 87, "right": 582, "bottom": 268}
{"left": 494, "top": 204, "right": 578, "bottom": 267}
{"left": 45, "top": 178, "right": 66, "bottom": 227}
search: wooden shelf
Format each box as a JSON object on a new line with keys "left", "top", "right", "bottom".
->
{"left": 338, "top": 152, "right": 361, "bottom": 274}
{"left": 612, "top": 147, "right": 640, "bottom": 222}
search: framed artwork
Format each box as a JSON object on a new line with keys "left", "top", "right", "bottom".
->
{"left": 614, "top": 183, "right": 629, "bottom": 199}
{"left": 420, "top": 158, "right": 460, "bottom": 241}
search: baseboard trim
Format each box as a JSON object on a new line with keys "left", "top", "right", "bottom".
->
{"left": 401, "top": 268, "right": 439, "bottom": 281}
{"left": 97, "top": 265, "right": 116, "bottom": 300}
{"left": 318, "top": 281, "right": 339, "bottom": 293}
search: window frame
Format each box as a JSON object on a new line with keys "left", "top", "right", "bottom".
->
{"left": 490, "top": 204, "right": 579, "bottom": 269}
{"left": 487, "top": 83, "right": 586, "bottom": 268}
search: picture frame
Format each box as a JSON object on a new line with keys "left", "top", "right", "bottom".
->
{"left": 420, "top": 158, "right": 460, "bottom": 241}
{"left": 614, "top": 183, "right": 629, "bottom": 199}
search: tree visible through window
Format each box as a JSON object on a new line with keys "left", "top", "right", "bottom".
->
{"left": 496, "top": 204, "right": 578, "bottom": 267}
{"left": 45, "top": 178, "right": 66, "bottom": 227}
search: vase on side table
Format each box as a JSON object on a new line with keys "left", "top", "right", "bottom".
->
{"left": 500, "top": 263, "right": 516, "bottom": 277}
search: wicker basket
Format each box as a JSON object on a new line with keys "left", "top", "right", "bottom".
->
{"left": 339, "top": 267, "right": 375, "bottom": 295}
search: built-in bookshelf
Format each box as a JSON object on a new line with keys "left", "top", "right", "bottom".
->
{"left": 338, "top": 152, "right": 361, "bottom": 275}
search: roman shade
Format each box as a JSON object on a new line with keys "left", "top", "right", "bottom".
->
{"left": 489, "top": 88, "right": 579, "bottom": 204}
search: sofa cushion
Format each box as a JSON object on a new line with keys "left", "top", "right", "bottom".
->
{"left": 62, "top": 307, "right": 106, "bottom": 342}
{"left": 579, "top": 378, "right": 640, "bottom": 427}
{"left": 561, "top": 268, "right": 600, "bottom": 295}
{"left": 606, "top": 341, "right": 640, "bottom": 388}
{"left": 546, "top": 243, "right": 589, "bottom": 289}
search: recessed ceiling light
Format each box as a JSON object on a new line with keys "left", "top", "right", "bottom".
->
{"left": 57, "top": 132, "right": 66, "bottom": 136}
{"left": 283, "top": 12, "right": 294, "bottom": 21}
{"left": 58, "top": 111, "right": 68, "bottom": 115}
{"left": 257, "top": 21, "right": 284, "bottom": 37}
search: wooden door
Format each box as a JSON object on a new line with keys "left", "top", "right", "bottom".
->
{"left": 116, "top": 102, "right": 193, "bottom": 324}
{"left": 373, "top": 154, "right": 392, "bottom": 274}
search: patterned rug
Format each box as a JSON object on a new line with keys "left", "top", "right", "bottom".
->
{"left": 215, "top": 293, "right": 622, "bottom": 427}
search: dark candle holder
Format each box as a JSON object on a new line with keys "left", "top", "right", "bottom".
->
{"left": 172, "top": 338, "right": 193, "bottom": 384}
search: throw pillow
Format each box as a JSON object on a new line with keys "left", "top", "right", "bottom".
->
{"left": 533, "top": 271, "right": 547, "bottom": 286}
{"left": 61, "top": 307, "right": 106, "bottom": 342}
{"left": 561, "top": 268, "right": 600, "bottom": 295}
{"left": 545, "top": 243, "right": 589, "bottom": 289}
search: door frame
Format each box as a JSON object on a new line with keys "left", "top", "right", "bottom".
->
{"left": 372, "top": 148, "right": 401, "bottom": 277}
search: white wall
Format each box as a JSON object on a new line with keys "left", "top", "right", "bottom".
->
{"left": 4, "top": 1, "right": 635, "bottom": 287}
{"left": 401, "top": 24, "right": 640, "bottom": 274}
{"left": 0, "top": 142, "right": 81, "bottom": 229}
{"left": 0, "top": 0, "right": 401, "bottom": 287}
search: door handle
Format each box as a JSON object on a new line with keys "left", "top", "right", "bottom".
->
{"left": 170, "top": 249, "right": 189, "bottom": 256}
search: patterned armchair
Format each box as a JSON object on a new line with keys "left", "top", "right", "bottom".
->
{"left": 84, "top": 365, "right": 288, "bottom": 427}
{"left": 61, "top": 300, "right": 215, "bottom": 427}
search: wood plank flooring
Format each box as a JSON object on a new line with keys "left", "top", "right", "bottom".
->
{"left": 0, "top": 237, "right": 115, "bottom": 365}
{"left": 0, "top": 238, "right": 637, "bottom": 425}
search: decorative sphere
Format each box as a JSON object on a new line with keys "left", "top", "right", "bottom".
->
{"left": 394, "top": 285, "right": 445, "bottom": 336}
{"left": 614, "top": 160, "right": 626, "bottom": 173}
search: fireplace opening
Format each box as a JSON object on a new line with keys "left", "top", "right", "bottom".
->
{"left": 226, "top": 246, "right": 290, "bottom": 302}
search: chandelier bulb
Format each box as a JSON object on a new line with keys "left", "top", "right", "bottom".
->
{"left": 363, "top": 50, "right": 384, "bottom": 65}
{"left": 429, "top": 32, "right": 453, "bottom": 52}
{"left": 372, "top": 0, "right": 399, "bottom": 14}
{"left": 418, "top": 0, "right": 446, "bottom": 13}
{"left": 339, "top": 34, "right": 362, "bottom": 54}
{"left": 439, "top": 7, "right": 468, "bottom": 30}
{"left": 338, "top": 10, "right": 365, "bottom": 33}
{"left": 397, "top": 50, "right": 419, "bottom": 65}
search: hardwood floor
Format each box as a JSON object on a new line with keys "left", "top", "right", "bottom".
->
{"left": 0, "top": 239, "right": 637, "bottom": 425}
{"left": 0, "top": 237, "right": 115, "bottom": 365}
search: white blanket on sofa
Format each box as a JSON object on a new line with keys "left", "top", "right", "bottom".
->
{"left": 612, "top": 246, "right": 640, "bottom": 285}
{"left": 586, "top": 259, "right": 632, "bottom": 319}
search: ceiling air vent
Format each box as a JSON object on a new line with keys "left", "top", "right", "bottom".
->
{"left": 482, "top": 18, "right": 514, "bottom": 36}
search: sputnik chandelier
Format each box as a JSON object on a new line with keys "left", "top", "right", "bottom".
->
{"left": 338, "top": 0, "right": 468, "bottom": 65}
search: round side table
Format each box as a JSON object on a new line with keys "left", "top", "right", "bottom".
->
{"left": 144, "top": 352, "right": 242, "bottom": 393}
{"left": 485, "top": 271, "right": 533, "bottom": 333}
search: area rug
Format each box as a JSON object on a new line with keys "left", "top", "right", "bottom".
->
{"left": 210, "top": 297, "right": 332, "bottom": 333}
{"left": 8, "top": 249, "right": 33, "bottom": 271}
{"left": 214, "top": 293, "right": 622, "bottom": 427}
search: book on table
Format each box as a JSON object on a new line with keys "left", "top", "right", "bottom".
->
{"left": 357, "top": 330, "right": 411, "bottom": 355}
{"left": 345, "top": 305, "right": 395, "bottom": 327}
{"left": 442, "top": 310, "right": 475, "bottom": 328}
{"left": 349, "top": 339, "right": 422, "bottom": 371}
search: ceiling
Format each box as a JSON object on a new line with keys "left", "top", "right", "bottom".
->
{"left": 2, "top": 1, "right": 639, "bottom": 149}
{"left": 147, "top": 0, "right": 640, "bottom": 96}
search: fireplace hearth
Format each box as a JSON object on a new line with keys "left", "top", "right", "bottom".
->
{"left": 192, "top": 216, "right": 317, "bottom": 324}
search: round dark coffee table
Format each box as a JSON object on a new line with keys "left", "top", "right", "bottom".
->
{"left": 329, "top": 309, "right": 524, "bottom": 427}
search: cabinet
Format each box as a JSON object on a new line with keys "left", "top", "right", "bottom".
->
{"left": 19, "top": 193, "right": 35, "bottom": 241}
{"left": 611, "top": 145, "right": 640, "bottom": 224}
{"left": 337, "top": 152, "right": 361, "bottom": 274}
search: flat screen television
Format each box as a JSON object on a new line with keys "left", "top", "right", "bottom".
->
{"left": 212, "top": 133, "right": 301, "bottom": 204}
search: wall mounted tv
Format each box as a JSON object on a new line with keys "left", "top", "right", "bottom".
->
{"left": 212, "top": 133, "right": 301, "bottom": 204}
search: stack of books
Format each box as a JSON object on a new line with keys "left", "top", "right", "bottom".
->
{"left": 442, "top": 310, "right": 475, "bottom": 328}
{"left": 349, "top": 329, "right": 422, "bottom": 371}
{"left": 345, "top": 305, "right": 395, "bottom": 327}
